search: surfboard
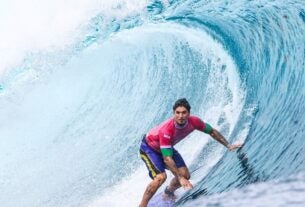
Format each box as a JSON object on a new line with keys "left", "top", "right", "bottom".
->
{"left": 148, "top": 192, "right": 176, "bottom": 207}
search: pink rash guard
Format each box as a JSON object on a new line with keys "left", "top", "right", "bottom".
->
{"left": 145, "top": 115, "right": 212, "bottom": 155}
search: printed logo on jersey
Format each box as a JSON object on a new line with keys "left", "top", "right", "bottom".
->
{"left": 163, "top": 134, "right": 171, "bottom": 139}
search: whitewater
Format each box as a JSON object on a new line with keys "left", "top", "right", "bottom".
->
{"left": 0, "top": 0, "right": 304, "bottom": 207}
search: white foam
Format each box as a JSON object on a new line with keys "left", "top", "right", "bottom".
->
{"left": 86, "top": 168, "right": 149, "bottom": 207}
{"left": 0, "top": 0, "right": 148, "bottom": 76}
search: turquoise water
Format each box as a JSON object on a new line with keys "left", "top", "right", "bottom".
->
{"left": 0, "top": 0, "right": 304, "bottom": 206}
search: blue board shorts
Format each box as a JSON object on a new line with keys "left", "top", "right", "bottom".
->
{"left": 139, "top": 135, "right": 186, "bottom": 179}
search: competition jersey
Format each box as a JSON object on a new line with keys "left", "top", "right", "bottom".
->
{"left": 145, "top": 115, "right": 211, "bottom": 152}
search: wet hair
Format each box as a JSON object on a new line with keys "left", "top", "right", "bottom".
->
{"left": 173, "top": 98, "right": 191, "bottom": 112}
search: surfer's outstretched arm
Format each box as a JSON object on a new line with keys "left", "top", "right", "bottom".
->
{"left": 209, "top": 128, "right": 242, "bottom": 151}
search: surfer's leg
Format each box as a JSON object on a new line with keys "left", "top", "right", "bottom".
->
{"left": 139, "top": 141, "right": 167, "bottom": 206}
{"left": 167, "top": 166, "right": 190, "bottom": 193}
{"left": 139, "top": 172, "right": 167, "bottom": 207}
{"left": 165, "top": 149, "right": 190, "bottom": 194}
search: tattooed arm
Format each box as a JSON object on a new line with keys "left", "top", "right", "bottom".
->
{"left": 209, "top": 128, "right": 241, "bottom": 151}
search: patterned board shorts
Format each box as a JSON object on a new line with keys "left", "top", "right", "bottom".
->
{"left": 139, "top": 136, "right": 186, "bottom": 179}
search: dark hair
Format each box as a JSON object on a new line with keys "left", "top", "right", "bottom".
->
{"left": 173, "top": 98, "right": 191, "bottom": 112}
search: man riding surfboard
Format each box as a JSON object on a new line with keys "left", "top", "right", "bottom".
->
{"left": 138, "top": 98, "right": 241, "bottom": 207}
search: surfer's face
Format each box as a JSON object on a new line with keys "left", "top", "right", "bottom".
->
{"left": 174, "top": 106, "right": 190, "bottom": 126}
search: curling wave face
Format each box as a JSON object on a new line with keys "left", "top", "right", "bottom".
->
{"left": 0, "top": 0, "right": 304, "bottom": 207}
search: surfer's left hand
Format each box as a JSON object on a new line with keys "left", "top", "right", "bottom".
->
{"left": 228, "top": 143, "right": 242, "bottom": 151}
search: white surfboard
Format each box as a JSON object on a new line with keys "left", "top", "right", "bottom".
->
{"left": 148, "top": 192, "right": 176, "bottom": 207}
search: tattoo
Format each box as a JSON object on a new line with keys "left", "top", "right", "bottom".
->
{"left": 211, "top": 129, "right": 229, "bottom": 148}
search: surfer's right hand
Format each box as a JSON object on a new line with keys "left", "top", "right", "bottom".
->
{"left": 178, "top": 176, "right": 193, "bottom": 189}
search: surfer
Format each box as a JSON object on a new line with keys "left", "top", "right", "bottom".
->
{"left": 138, "top": 98, "right": 241, "bottom": 207}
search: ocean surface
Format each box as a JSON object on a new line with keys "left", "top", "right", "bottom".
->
{"left": 0, "top": 0, "right": 305, "bottom": 207}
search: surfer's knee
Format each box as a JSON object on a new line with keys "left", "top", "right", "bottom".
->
{"left": 184, "top": 171, "right": 191, "bottom": 180}
{"left": 180, "top": 171, "right": 190, "bottom": 180}
{"left": 179, "top": 167, "right": 190, "bottom": 180}
{"left": 154, "top": 172, "right": 167, "bottom": 185}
